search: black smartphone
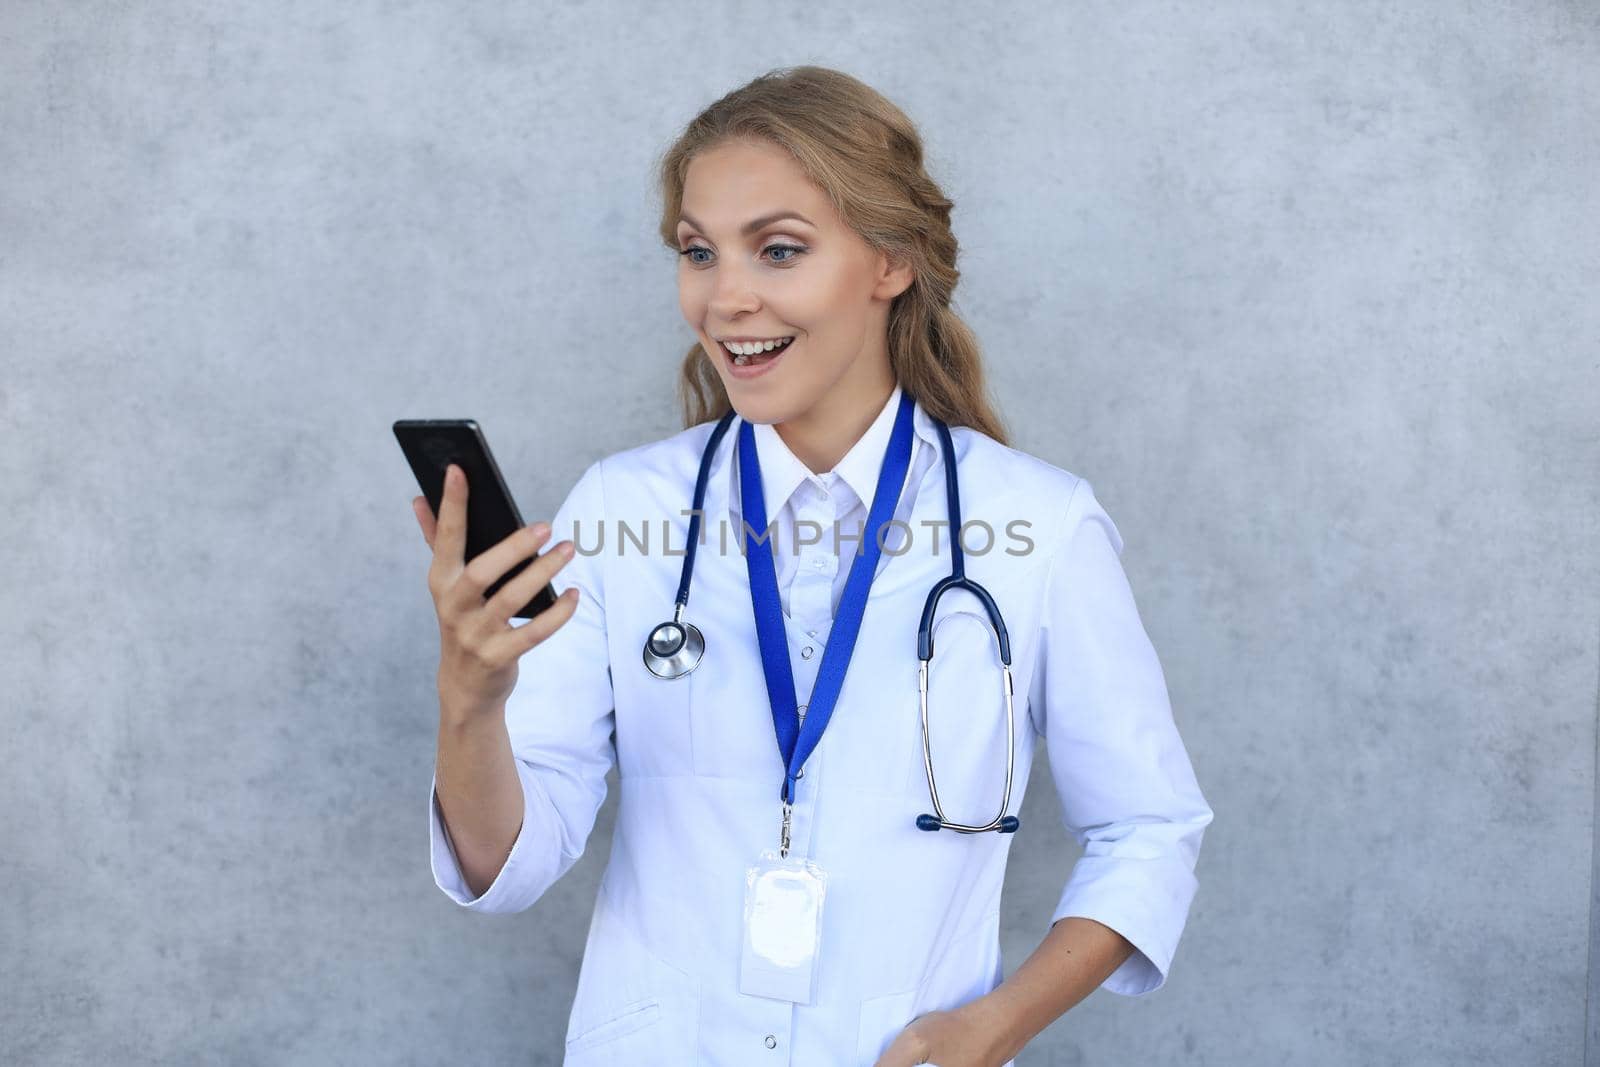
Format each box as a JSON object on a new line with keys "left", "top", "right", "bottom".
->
{"left": 393, "top": 419, "right": 560, "bottom": 620}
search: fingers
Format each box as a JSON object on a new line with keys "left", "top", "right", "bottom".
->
{"left": 426, "top": 463, "right": 575, "bottom": 640}
{"left": 486, "top": 583, "right": 580, "bottom": 662}
{"left": 482, "top": 532, "right": 575, "bottom": 624}
{"left": 433, "top": 463, "right": 468, "bottom": 570}
{"left": 872, "top": 1025, "right": 932, "bottom": 1067}
{"left": 457, "top": 520, "right": 549, "bottom": 607}
{"left": 413, "top": 495, "right": 437, "bottom": 549}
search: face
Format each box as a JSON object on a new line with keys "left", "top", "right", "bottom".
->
{"left": 675, "top": 138, "right": 913, "bottom": 428}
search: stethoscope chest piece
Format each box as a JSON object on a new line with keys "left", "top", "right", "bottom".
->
{"left": 639, "top": 410, "right": 737, "bottom": 682}
{"left": 643, "top": 617, "right": 705, "bottom": 679}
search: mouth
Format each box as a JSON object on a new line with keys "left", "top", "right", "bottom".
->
{"left": 718, "top": 335, "right": 795, "bottom": 379}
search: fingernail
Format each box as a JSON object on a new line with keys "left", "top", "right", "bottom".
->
{"left": 444, "top": 464, "right": 455, "bottom": 484}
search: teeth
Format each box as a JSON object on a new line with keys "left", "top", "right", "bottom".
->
{"left": 724, "top": 337, "right": 794, "bottom": 356}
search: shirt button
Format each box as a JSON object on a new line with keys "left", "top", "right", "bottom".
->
{"left": 801, "top": 646, "right": 814, "bottom": 659}
{"left": 765, "top": 1034, "right": 778, "bottom": 1049}
{"left": 811, "top": 557, "right": 825, "bottom": 569}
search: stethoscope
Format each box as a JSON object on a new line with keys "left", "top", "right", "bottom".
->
{"left": 642, "top": 406, "right": 1020, "bottom": 835}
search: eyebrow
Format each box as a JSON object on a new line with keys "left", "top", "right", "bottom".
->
{"left": 676, "top": 210, "right": 816, "bottom": 236}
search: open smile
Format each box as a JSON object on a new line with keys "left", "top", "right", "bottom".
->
{"left": 719, "top": 336, "right": 795, "bottom": 380}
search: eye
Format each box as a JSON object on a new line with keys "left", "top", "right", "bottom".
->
{"left": 764, "top": 243, "right": 805, "bottom": 264}
{"left": 676, "top": 243, "right": 808, "bottom": 267}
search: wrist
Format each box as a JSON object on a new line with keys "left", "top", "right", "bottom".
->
{"left": 437, "top": 690, "right": 505, "bottom": 733}
{"left": 959, "top": 991, "right": 1028, "bottom": 1064}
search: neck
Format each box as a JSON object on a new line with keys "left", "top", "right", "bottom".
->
{"left": 775, "top": 373, "right": 897, "bottom": 475}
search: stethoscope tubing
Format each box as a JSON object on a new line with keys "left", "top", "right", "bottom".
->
{"left": 913, "top": 417, "right": 1018, "bottom": 833}
{"left": 642, "top": 402, "right": 1020, "bottom": 835}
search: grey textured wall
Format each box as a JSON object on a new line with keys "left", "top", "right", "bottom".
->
{"left": 5, "top": 3, "right": 1596, "bottom": 1064}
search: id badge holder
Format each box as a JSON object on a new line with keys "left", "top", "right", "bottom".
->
{"left": 739, "top": 849, "right": 828, "bottom": 1004}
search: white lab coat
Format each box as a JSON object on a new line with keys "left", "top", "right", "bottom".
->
{"left": 428, "top": 386, "right": 1213, "bottom": 1065}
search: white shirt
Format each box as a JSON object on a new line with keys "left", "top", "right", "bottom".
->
{"left": 428, "top": 385, "right": 1214, "bottom": 1065}
{"left": 741, "top": 386, "right": 935, "bottom": 621}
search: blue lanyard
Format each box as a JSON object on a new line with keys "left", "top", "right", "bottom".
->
{"left": 738, "top": 390, "right": 917, "bottom": 806}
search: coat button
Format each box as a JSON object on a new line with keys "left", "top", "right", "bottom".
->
{"left": 764, "top": 1034, "right": 778, "bottom": 1049}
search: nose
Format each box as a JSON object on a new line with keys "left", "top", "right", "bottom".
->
{"left": 706, "top": 260, "right": 762, "bottom": 320}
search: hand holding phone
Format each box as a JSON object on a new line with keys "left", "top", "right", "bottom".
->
{"left": 416, "top": 462, "right": 580, "bottom": 716}
{"left": 395, "top": 420, "right": 581, "bottom": 717}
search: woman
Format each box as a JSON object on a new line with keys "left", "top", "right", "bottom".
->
{"left": 414, "top": 66, "right": 1213, "bottom": 1067}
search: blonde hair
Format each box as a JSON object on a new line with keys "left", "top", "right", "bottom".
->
{"left": 654, "top": 65, "right": 1011, "bottom": 446}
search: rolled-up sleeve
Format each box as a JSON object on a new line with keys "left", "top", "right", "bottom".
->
{"left": 1027, "top": 476, "right": 1214, "bottom": 996}
{"left": 428, "top": 458, "right": 616, "bottom": 913}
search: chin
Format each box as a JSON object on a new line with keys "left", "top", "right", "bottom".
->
{"left": 724, "top": 394, "right": 784, "bottom": 425}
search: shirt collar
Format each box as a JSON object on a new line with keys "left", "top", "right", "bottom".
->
{"left": 749, "top": 382, "right": 919, "bottom": 513}
{"left": 705, "top": 384, "right": 944, "bottom": 527}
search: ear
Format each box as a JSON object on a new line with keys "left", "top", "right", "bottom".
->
{"left": 872, "top": 247, "right": 916, "bottom": 302}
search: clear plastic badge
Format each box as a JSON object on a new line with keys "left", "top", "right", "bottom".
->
{"left": 739, "top": 849, "right": 828, "bottom": 1004}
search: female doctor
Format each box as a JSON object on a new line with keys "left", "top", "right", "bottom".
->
{"left": 413, "top": 67, "right": 1213, "bottom": 1067}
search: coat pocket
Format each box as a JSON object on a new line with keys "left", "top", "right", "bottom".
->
{"left": 563, "top": 890, "right": 700, "bottom": 1064}
{"left": 853, "top": 913, "right": 1005, "bottom": 1066}
{"left": 564, "top": 998, "right": 661, "bottom": 1059}
{"left": 855, "top": 987, "right": 917, "bottom": 1066}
